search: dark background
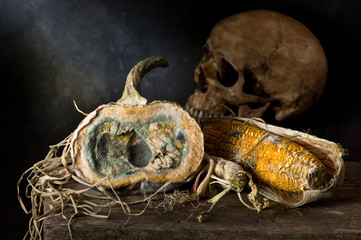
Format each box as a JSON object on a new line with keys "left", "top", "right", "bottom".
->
{"left": 1, "top": 0, "right": 360, "bottom": 239}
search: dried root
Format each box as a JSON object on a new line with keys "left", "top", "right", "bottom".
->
{"left": 192, "top": 154, "right": 269, "bottom": 222}
{"left": 17, "top": 134, "right": 165, "bottom": 240}
{"left": 146, "top": 189, "right": 201, "bottom": 215}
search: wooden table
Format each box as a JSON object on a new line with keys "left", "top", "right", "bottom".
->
{"left": 44, "top": 162, "right": 361, "bottom": 239}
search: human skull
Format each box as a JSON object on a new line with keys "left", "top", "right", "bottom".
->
{"left": 186, "top": 10, "right": 327, "bottom": 122}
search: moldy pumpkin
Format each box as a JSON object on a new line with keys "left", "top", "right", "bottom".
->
{"left": 70, "top": 57, "right": 204, "bottom": 192}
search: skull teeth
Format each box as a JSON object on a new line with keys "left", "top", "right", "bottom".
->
{"left": 185, "top": 104, "right": 223, "bottom": 123}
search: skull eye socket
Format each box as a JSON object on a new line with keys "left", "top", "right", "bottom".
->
{"left": 217, "top": 58, "right": 239, "bottom": 87}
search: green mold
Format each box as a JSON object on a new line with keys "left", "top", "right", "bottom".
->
{"left": 84, "top": 113, "right": 187, "bottom": 179}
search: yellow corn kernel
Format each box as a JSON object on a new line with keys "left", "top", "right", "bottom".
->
{"left": 201, "top": 118, "right": 327, "bottom": 193}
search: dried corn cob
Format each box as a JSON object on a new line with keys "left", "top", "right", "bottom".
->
{"left": 201, "top": 118, "right": 327, "bottom": 193}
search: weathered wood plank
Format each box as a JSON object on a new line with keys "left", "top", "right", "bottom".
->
{"left": 44, "top": 162, "right": 361, "bottom": 240}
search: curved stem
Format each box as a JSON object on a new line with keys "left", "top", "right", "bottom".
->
{"left": 116, "top": 56, "right": 169, "bottom": 106}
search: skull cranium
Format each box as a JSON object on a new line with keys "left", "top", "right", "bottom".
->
{"left": 186, "top": 10, "right": 327, "bottom": 122}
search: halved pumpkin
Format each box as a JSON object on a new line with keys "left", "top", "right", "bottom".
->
{"left": 70, "top": 57, "right": 203, "bottom": 190}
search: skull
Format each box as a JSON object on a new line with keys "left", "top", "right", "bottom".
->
{"left": 186, "top": 10, "right": 327, "bottom": 122}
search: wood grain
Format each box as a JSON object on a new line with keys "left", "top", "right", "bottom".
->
{"left": 43, "top": 162, "right": 361, "bottom": 239}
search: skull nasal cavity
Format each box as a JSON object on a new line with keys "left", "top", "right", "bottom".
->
{"left": 217, "top": 58, "right": 239, "bottom": 87}
{"left": 242, "top": 67, "right": 270, "bottom": 98}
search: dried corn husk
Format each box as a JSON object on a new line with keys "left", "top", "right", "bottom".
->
{"left": 203, "top": 117, "right": 344, "bottom": 207}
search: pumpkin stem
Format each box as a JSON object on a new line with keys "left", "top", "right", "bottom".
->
{"left": 117, "top": 56, "right": 170, "bottom": 106}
